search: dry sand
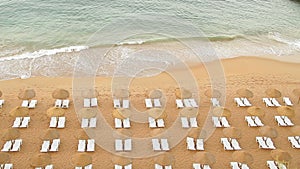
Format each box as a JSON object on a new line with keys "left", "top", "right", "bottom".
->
{"left": 0, "top": 56, "right": 300, "bottom": 169}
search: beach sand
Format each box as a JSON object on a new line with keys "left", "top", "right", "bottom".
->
{"left": 0, "top": 56, "right": 300, "bottom": 169}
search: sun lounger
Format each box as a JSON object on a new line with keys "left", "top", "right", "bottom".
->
{"left": 211, "top": 98, "right": 220, "bottom": 107}
{"left": 89, "top": 117, "right": 97, "bottom": 128}
{"left": 20, "top": 116, "right": 30, "bottom": 128}
{"left": 270, "top": 98, "right": 281, "bottom": 107}
{"left": 45, "top": 165, "right": 53, "bottom": 169}
{"left": 81, "top": 118, "right": 89, "bottom": 128}
{"left": 91, "top": 98, "right": 97, "bottom": 107}
{"left": 234, "top": 98, "right": 245, "bottom": 107}
{"left": 193, "top": 163, "right": 201, "bottom": 169}
{"left": 157, "top": 119, "right": 165, "bottom": 128}
{"left": 57, "top": 117, "right": 66, "bottom": 128}
{"left": 87, "top": 139, "right": 95, "bottom": 152}
{"left": 114, "top": 165, "right": 122, "bottom": 169}
{"left": 186, "top": 137, "right": 196, "bottom": 150}
{"left": 49, "top": 139, "right": 60, "bottom": 152}
{"left": 84, "top": 98, "right": 90, "bottom": 108}
{"left": 277, "top": 163, "right": 287, "bottom": 169}
{"left": 21, "top": 100, "right": 29, "bottom": 107}
{"left": 283, "top": 97, "right": 293, "bottom": 106}
{"left": 55, "top": 99, "right": 62, "bottom": 108}
{"left": 267, "top": 161, "right": 278, "bottom": 169}
{"left": 256, "top": 137, "right": 269, "bottom": 149}
{"left": 115, "top": 139, "right": 123, "bottom": 151}
{"left": 263, "top": 98, "right": 274, "bottom": 107}
{"left": 1, "top": 141, "right": 12, "bottom": 152}
{"left": 253, "top": 116, "right": 264, "bottom": 126}
{"left": 155, "top": 164, "right": 163, "bottom": 169}
{"left": 49, "top": 117, "right": 57, "bottom": 128}
{"left": 190, "top": 117, "right": 198, "bottom": 128}
{"left": 288, "top": 136, "right": 300, "bottom": 148}
{"left": 4, "top": 164, "right": 13, "bottom": 169}
{"left": 114, "top": 118, "right": 122, "bottom": 128}
{"left": 221, "top": 117, "right": 230, "bottom": 127}
{"left": 12, "top": 117, "right": 22, "bottom": 128}
{"left": 124, "top": 164, "right": 132, "bottom": 169}
{"left": 203, "top": 165, "right": 211, "bottom": 169}
{"left": 124, "top": 139, "right": 132, "bottom": 151}
{"left": 84, "top": 164, "right": 92, "bottom": 169}
{"left": 275, "top": 116, "right": 287, "bottom": 126}
{"left": 0, "top": 100, "right": 4, "bottom": 108}
{"left": 212, "top": 117, "right": 222, "bottom": 127}
{"left": 123, "top": 118, "right": 131, "bottom": 128}
{"left": 62, "top": 99, "right": 69, "bottom": 108}
{"left": 152, "top": 139, "right": 161, "bottom": 151}
{"left": 245, "top": 116, "right": 257, "bottom": 127}
{"left": 242, "top": 98, "right": 252, "bottom": 106}
{"left": 181, "top": 117, "right": 190, "bottom": 128}
{"left": 221, "top": 138, "right": 234, "bottom": 150}
{"left": 183, "top": 99, "right": 192, "bottom": 107}
{"left": 230, "top": 162, "right": 240, "bottom": 169}
{"left": 265, "top": 137, "right": 276, "bottom": 149}
{"left": 165, "top": 166, "right": 172, "bottom": 169}
{"left": 283, "top": 116, "right": 294, "bottom": 126}
{"left": 11, "top": 139, "right": 22, "bottom": 152}
{"left": 113, "top": 99, "right": 121, "bottom": 108}
{"left": 161, "top": 139, "right": 169, "bottom": 151}
{"left": 154, "top": 99, "right": 161, "bottom": 108}
{"left": 189, "top": 99, "right": 198, "bottom": 108}
{"left": 78, "top": 140, "right": 86, "bottom": 152}
{"left": 148, "top": 117, "right": 157, "bottom": 128}
{"left": 196, "top": 139, "right": 204, "bottom": 150}
{"left": 231, "top": 139, "right": 242, "bottom": 150}
{"left": 176, "top": 99, "right": 184, "bottom": 108}
{"left": 145, "top": 99, "right": 153, "bottom": 108}
{"left": 28, "top": 100, "right": 37, "bottom": 108}
{"left": 241, "top": 164, "right": 250, "bottom": 169}
{"left": 123, "top": 99, "right": 129, "bottom": 108}
{"left": 40, "top": 140, "right": 50, "bottom": 152}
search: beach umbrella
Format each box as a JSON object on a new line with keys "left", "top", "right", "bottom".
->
{"left": 212, "top": 107, "right": 231, "bottom": 118}
{"left": 150, "top": 128, "right": 164, "bottom": 137}
{"left": 193, "top": 152, "right": 216, "bottom": 165}
{"left": 259, "top": 126, "right": 278, "bottom": 138}
{"left": 81, "top": 89, "right": 98, "bottom": 98}
{"left": 291, "top": 126, "right": 300, "bottom": 135}
{"left": 236, "top": 89, "right": 253, "bottom": 98}
{"left": 180, "top": 107, "right": 198, "bottom": 118}
{"left": 78, "top": 108, "right": 97, "bottom": 119}
{"left": 114, "top": 89, "right": 129, "bottom": 98}
{"left": 0, "top": 153, "right": 10, "bottom": 164}
{"left": 112, "top": 109, "right": 131, "bottom": 120}
{"left": 292, "top": 88, "right": 300, "bottom": 96}
{"left": 114, "top": 129, "right": 133, "bottom": 139}
{"left": 75, "top": 129, "right": 89, "bottom": 140}
{"left": 2, "top": 128, "right": 20, "bottom": 141}
{"left": 18, "top": 89, "right": 36, "bottom": 100}
{"left": 223, "top": 127, "right": 242, "bottom": 139}
{"left": 112, "top": 156, "right": 132, "bottom": 166}
{"left": 175, "top": 88, "right": 192, "bottom": 99}
{"left": 43, "top": 129, "right": 60, "bottom": 140}
{"left": 46, "top": 107, "right": 66, "bottom": 117}
{"left": 154, "top": 153, "right": 175, "bottom": 166}
{"left": 204, "top": 89, "right": 221, "bottom": 98}
{"left": 271, "top": 149, "right": 292, "bottom": 162}
{"left": 30, "top": 154, "right": 51, "bottom": 167}
{"left": 9, "top": 107, "right": 29, "bottom": 117}
{"left": 52, "top": 89, "right": 69, "bottom": 99}
{"left": 247, "top": 106, "right": 265, "bottom": 117}
{"left": 265, "top": 89, "right": 281, "bottom": 98}
{"left": 0, "top": 91, "right": 2, "bottom": 97}
{"left": 277, "top": 106, "right": 295, "bottom": 118}
{"left": 149, "top": 89, "right": 163, "bottom": 99}
{"left": 188, "top": 128, "right": 207, "bottom": 139}
{"left": 147, "top": 108, "right": 166, "bottom": 119}
{"left": 232, "top": 151, "right": 253, "bottom": 165}
{"left": 72, "top": 153, "right": 92, "bottom": 167}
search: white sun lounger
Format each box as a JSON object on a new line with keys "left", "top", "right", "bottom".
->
{"left": 21, "top": 100, "right": 29, "bottom": 107}
{"left": 91, "top": 98, "right": 97, "bottom": 107}
{"left": 115, "top": 118, "right": 122, "bottom": 128}
{"left": 62, "top": 99, "right": 69, "bottom": 108}
{"left": 57, "top": 117, "right": 65, "bottom": 128}
{"left": 203, "top": 165, "right": 211, "bottom": 169}
{"left": 113, "top": 99, "right": 121, "bottom": 108}
{"left": 190, "top": 117, "right": 198, "bottom": 128}
{"left": 221, "top": 138, "right": 234, "bottom": 150}
{"left": 230, "top": 162, "right": 240, "bottom": 169}
{"left": 245, "top": 116, "right": 257, "bottom": 127}
{"left": 49, "top": 139, "right": 60, "bottom": 152}
{"left": 283, "top": 116, "right": 294, "bottom": 126}
{"left": 263, "top": 98, "right": 274, "bottom": 107}
{"left": 181, "top": 117, "right": 190, "bottom": 128}
{"left": 183, "top": 99, "right": 192, "bottom": 107}
{"left": 157, "top": 119, "right": 165, "bottom": 128}
{"left": 254, "top": 116, "right": 264, "bottom": 126}
{"left": 81, "top": 118, "right": 89, "bottom": 128}
{"left": 11, "top": 139, "right": 22, "bottom": 152}
{"left": 89, "top": 117, "right": 97, "bottom": 128}
{"left": 49, "top": 117, "right": 57, "bottom": 128}
{"left": 189, "top": 99, "right": 198, "bottom": 108}
{"left": 115, "top": 139, "right": 123, "bottom": 152}
{"left": 270, "top": 98, "right": 281, "bottom": 107}
{"left": 40, "top": 140, "right": 50, "bottom": 152}
{"left": 0, "top": 100, "right": 4, "bottom": 108}
{"left": 45, "top": 165, "right": 53, "bottom": 169}
{"left": 78, "top": 140, "right": 86, "bottom": 152}
{"left": 114, "top": 165, "right": 122, "bottom": 169}
{"left": 193, "top": 163, "right": 201, "bottom": 169}
{"left": 176, "top": 99, "right": 184, "bottom": 108}
{"left": 87, "top": 139, "right": 95, "bottom": 152}
{"left": 212, "top": 117, "right": 222, "bottom": 127}
{"left": 1, "top": 141, "right": 12, "bottom": 152}
{"left": 234, "top": 98, "right": 245, "bottom": 107}
{"left": 55, "top": 99, "right": 62, "bottom": 108}
{"left": 154, "top": 99, "right": 161, "bottom": 107}
{"left": 75, "top": 167, "right": 83, "bottom": 169}
{"left": 196, "top": 139, "right": 204, "bottom": 150}
{"left": 20, "top": 116, "right": 30, "bottom": 128}
{"left": 256, "top": 137, "right": 269, "bottom": 149}
{"left": 288, "top": 136, "right": 300, "bottom": 148}
{"left": 123, "top": 99, "right": 129, "bottom": 108}
{"left": 267, "top": 161, "right": 278, "bottom": 169}
{"left": 241, "top": 164, "right": 250, "bottom": 169}
{"left": 84, "top": 98, "right": 90, "bottom": 108}
{"left": 12, "top": 117, "right": 22, "bottom": 128}
{"left": 124, "top": 164, "right": 132, "bottom": 169}
{"left": 283, "top": 97, "right": 293, "bottom": 106}
{"left": 28, "top": 100, "right": 37, "bottom": 108}
{"left": 221, "top": 117, "right": 230, "bottom": 127}
{"left": 211, "top": 98, "right": 220, "bottom": 107}
{"left": 124, "top": 139, "right": 132, "bottom": 151}
{"left": 155, "top": 164, "right": 163, "bottom": 169}
{"left": 265, "top": 137, "right": 276, "bottom": 149}
{"left": 123, "top": 118, "right": 131, "bottom": 128}
{"left": 186, "top": 137, "right": 195, "bottom": 150}
{"left": 231, "top": 139, "right": 242, "bottom": 150}
{"left": 152, "top": 139, "right": 161, "bottom": 151}
{"left": 4, "top": 164, "right": 13, "bottom": 169}
{"left": 148, "top": 117, "right": 157, "bottom": 128}
{"left": 145, "top": 99, "right": 153, "bottom": 108}
{"left": 165, "top": 165, "right": 172, "bottom": 169}
{"left": 84, "top": 164, "right": 92, "bottom": 169}
{"left": 242, "top": 98, "right": 252, "bottom": 106}
{"left": 161, "top": 139, "right": 169, "bottom": 151}
{"left": 275, "top": 116, "right": 287, "bottom": 126}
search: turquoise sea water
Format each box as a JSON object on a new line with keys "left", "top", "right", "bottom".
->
{"left": 0, "top": 0, "right": 299, "bottom": 79}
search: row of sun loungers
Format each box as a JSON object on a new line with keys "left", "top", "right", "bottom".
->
{"left": 84, "top": 98, "right": 98, "bottom": 108}
{"left": 21, "top": 100, "right": 37, "bottom": 108}
{"left": 114, "top": 164, "right": 132, "bottom": 169}
{"left": 234, "top": 98, "right": 252, "bottom": 107}
{"left": 35, "top": 165, "right": 53, "bottom": 169}
{"left": 230, "top": 162, "right": 249, "bottom": 169}
{"left": 256, "top": 137, "right": 276, "bottom": 149}
{"left": 81, "top": 118, "right": 97, "bottom": 128}
{"left": 220, "top": 138, "right": 241, "bottom": 150}
{"left": 267, "top": 161, "right": 287, "bottom": 169}
{"left": 186, "top": 137, "right": 204, "bottom": 151}
{"left": 114, "top": 99, "right": 130, "bottom": 108}
{"left": 115, "top": 139, "right": 132, "bottom": 152}
{"left": 1, "top": 139, "right": 22, "bottom": 152}
{"left": 245, "top": 116, "right": 264, "bottom": 127}
{"left": 145, "top": 99, "right": 161, "bottom": 108}
{"left": 176, "top": 99, "right": 198, "bottom": 108}
{"left": 54, "top": 99, "right": 69, "bottom": 108}
{"left": 40, "top": 139, "right": 60, "bottom": 152}
{"left": 12, "top": 117, "right": 30, "bottom": 128}
{"left": 287, "top": 136, "right": 300, "bottom": 148}
{"left": 115, "top": 118, "right": 131, "bottom": 128}
{"left": 212, "top": 117, "right": 230, "bottom": 128}
{"left": 0, "top": 164, "right": 13, "bottom": 169}
{"left": 148, "top": 117, "right": 165, "bottom": 128}
{"left": 193, "top": 163, "right": 211, "bottom": 169}
{"left": 152, "top": 138, "right": 170, "bottom": 151}
{"left": 181, "top": 117, "right": 198, "bottom": 128}
{"left": 274, "top": 116, "right": 294, "bottom": 126}
{"left": 77, "top": 139, "right": 95, "bottom": 152}
{"left": 49, "top": 117, "right": 66, "bottom": 128}
{"left": 75, "top": 164, "right": 92, "bottom": 169}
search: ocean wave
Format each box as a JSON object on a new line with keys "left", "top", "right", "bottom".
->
{"left": 268, "top": 32, "right": 300, "bottom": 51}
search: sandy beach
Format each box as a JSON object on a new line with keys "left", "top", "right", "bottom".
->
{"left": 0, "top": 56, "right": 300, "bottom": 169}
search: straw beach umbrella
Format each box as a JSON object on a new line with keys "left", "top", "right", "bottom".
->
{"left": 30, "top": 154, "right": 51, "bottom": 168}
{"left": 265, "top": 89, "right": 281, "bottom": 98}
{"left": 292, "top": 88, "right": 300, "bottom": 103}
{"left": 223, "top": 127, "right": 242, "bottom": 139}
{"left": 247, "top": 106, "right": 265, "bottom": 117}
{"left": 52, "top": 89, "right": 69, "bottom": 99}
{"left": 232, "top": 151, "right": 253, "bottom": 165}
{"left": 46, "top": 107, "right": 66, "bottom": 117}
{"left": 271, "top": 149, "right": 292, "bottom": 162}
{"left": 2, "top": 128, "right": 20, "bottom": 141}
{"left": 193, "top": 152, "right": 216, "bottom": 165}
{"left": 149, "top": 89, "right": 163, "bottom": 99}
{"left": 112, "top": 109, "right": 131, "bottom": 120}
{"left": 236, "top": 89, "right": 253, "bottom": 98}
{"left": 75, "top": 129, "right": 89, "bottom": 140}
{"left": 81, "top": 89, "right": 98, "bottom": 98}
{"left": 72, "top": 153, "right": 92, "bottom": 167}
{"left": 277, "top": 106, "right": 295, "bottom": 118}
{"left": 188, "top": 128, "right": 207, "bottom": 139}
{"left": 291, "top": 126, "right": 300, "bottom": 135}
{"left": 147, "top": 108, "right": 166, "bottom": 119}
{"left": 154, "top": 153, "right": 175, "bottom": 166}
{"left": 114, "top": 89, "right": 129, "bottom": 99}
{"left": 112, "top": 156, "right": 132, "bottom": 166}
{"left": 150, "top": 128, "right": 164, "bottom": 137}
{"left": 78, "top": 108, "right": 97, "bottom": 119}
{"left": 18, "top": 89, "right": 36, "bottom": 100}
{"left": 0, "top": 90, "right": 2, "bottom": 97}
{"left": 212, "top": 107, "right": 231, "bottom": 118}
{"left": 259, "top": 126, "right": 278, "bottom": 138}
{"left": 9, "top": 106, "right": 29, "bottom": 117}
{"left": 180, "top": 107, "right": 198, "bottom": 118}
{"left": 43, "top": 129, "right": 60, "bottom": 140}
{"left": 0, "top": 153, "right": 10, "bottom": 164}
{"left": 204, "top": 89, "right": 221, "bottom": 98}
{"left": 175, "top": 88, "right": 192, "bottom": 99}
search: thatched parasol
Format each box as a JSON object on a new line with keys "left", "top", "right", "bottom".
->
{"left": 236, "top": 89, "right": 253, "bottom": 98}
{"left": 277, "top": 106, "right": 295, "bottom": 118}
{"left": 291, "top": 126, "right": 300, "bottom": 135}
{"left": 271, "top": 149, "right": 292, "bottom": 162}
{"left": 81, "top": 89, "right": 98, "bottom": 98}
{"left": 78, "top": 108, "right": 97, "bottom": 119}
{"left": 112, "top": 109, "right": 131, "bottom": 120}
{"left": 265, "top": 89, "right": 281, "bottom": 98}
{"left": 175, "top": 88, "right": 192, "bottom": 99}
{"left": 52, "top": 89, "right": 69, "bottom": 99}
{"left": 115, "top": 129, "right": 133, "bottom": 138}
{"left": 212, "top": 107, "right": 231, "bottom": 118}
{"left": 30, "top": 154, "right": 51, "bottom": 167}
{"left": 292, "top": 88, "right": 300, "bottom": 97}
{"left": 72, "top": 153, "right": 92, "bottom": 167}
{"left": 247, "top": 106, "right": 265, "bottom": 117}
{"left": 180, "top": 108, "right": 198, "bottom": 118}
{"left": 204, "top": 89, "right": 221, "bottom": 98}
{"left": 46, "top": 107, "right": 66, "bottom": 117}
{"left": 223, "top": 127, "right": 242, "bottom": 139}
{"left": 43, "top": 129, "right": 60, "bottom": 140}
{"left": 193, "top": 152, "right": 216, "bottom": 165}
{"left": 112, "top": 156, "right": 132, "bottom": 166}
{"left": 188, "top": 128, "right": 206, "bottom": 139}
{"left": 154, "top": 153, "right": 175, "bottom": 166}
{"left": 0, "top": 153, "right": 10, "bottom": 164}
{"left": 75, "top": 129, "right": 89, "bottom": 140}
{"left": 2, "top": 128, "right": 20, "bottom": 141}
{"left": 232, "top": 151, "right": 253, "bottom": 165}
{"left": 149, "top": 89, "right": 163, "bottom": 99}
{"left": 9, "top": 107, "right": 29, "bottom": 117}
{"left": 147, "top": 108, "right": 166, "bottom": 119}
{"left": 114, "top": 89, "right": 129, "bottom": 99}
{"left": 0, "top": 90, "right": 2, "bottom": 98}
{"left": 150, "top": 128, "right": 164, "bottom": 137}
{"left": 18, "top": 89, "right": 36, "bottom": 100}
{"left": 259, "top": 126, "right": 278, "bottom": 138}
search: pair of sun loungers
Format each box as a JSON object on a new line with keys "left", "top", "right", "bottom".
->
{"left": 54, "top": 99, "right": 69, "bottom": 108}
{"left": 274, "top": 116, "right": 294, "bottom": 126}
{"left": 186, "top": 137, "right": 204, "bottom": 151}
{"left": 181, "top": 117, "right": 198, "bottom": 128}
{"left": 155, "top": 164, "right": 172, "bottom": 169}
{"left": 267, "top": 161, "right": 287, "bottom": 169}
{"left": 145, "top": 98, "right": 161, "bottom": 108}
{"left": 212, "top": 117, "right": 230, "bottom": 128}
{"left": 230, "top": 162, "right": 249, "bottom": 169}
{"left": 114, "top": 99, "right": 130, "bottom": 109}
{"left": 81, "top": 118, "right": 97, "bottom": 128}
{"left": 1, "top": 139, "right": 22, "bottom": 152}
{"left": 12, "top": 117, "right": 30, "bottom": 128}
{"left": 35, "top": 164, "right": 53, "bottom": 169}
{"left": 77, "top": 139, "right": 95, "bottom": 152}
{"left": 245, "top": 116, "right": 264, "bottom": 127}
{"left": 210, "top": 98, "right": 220, "bottom": 107}
{"left": 115, "top": 118, "right": 131, "bottom": 129}
{"left": 287, "top": 136, "right": 300, "bottom": 148}
{"left": 0, "top": 164, "right": 13, "bottom": 169}
{"left": 220, "top": 138, "right": 241, "bottom": 150}
{"left": 75, "top": 164, "right": 92, "bottom": 169}
{"left": 114, "top": 164, "right": 132, "bottom": 169}
{"left": 193, "top": 163, "right": 211, "bottom": 169}
{"left": 21, "top": 100, "right": 37, "bottom": 108}
{"left": 115, "top": 139, "right": 132, "bottom": 152}
{"left": 234, "top": 98, "right": 252, "bottom": 107}
{"left": 262, "top": 98, "right": 281, "bottom": 107}
{"left": 256, "top": 137, "right": 276, "bottom": 149}
{"left": 84, "top": 98, "right": 98, "bottom": 108}
{"left": 148, "top": 117, "right": 165, "bottom": 128}
{"left": 40, "top": 139, "right": 60, "bottom": 152}
{"left": 152, "top": 138, "right": 170, "bottom": 151}
{"left": 176, "top": 99, "right": 198, "bottom": 108}
{"left": 49, "top": 117, "right": 66, "bottom": 128}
